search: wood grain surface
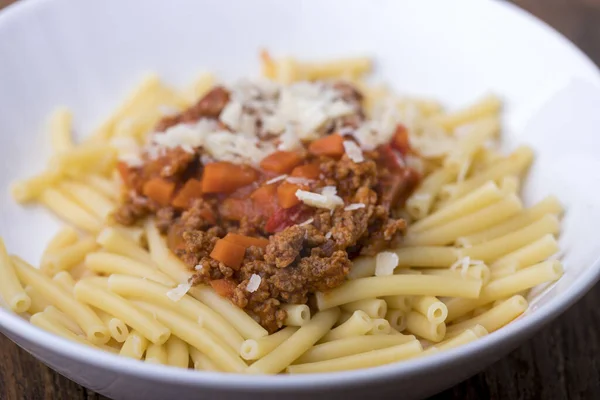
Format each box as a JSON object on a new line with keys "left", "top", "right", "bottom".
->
{"left": 1, "top": 0, "right": 599, "bottom": 399}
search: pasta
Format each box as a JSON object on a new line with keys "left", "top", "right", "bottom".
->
{"left": 0, "top": 239, "right": 31, "bottom": 313}
{"left": 13, "top": 257, "right": 109, "bottom": 344}
{"left": 107, "top": 274, "right": 244, "bottom": 350}
{"left": 405, "top": 311, "right": 446, "bottom": 342}
{"left": 120, "top": 330, "right": 149, "bottom": 360}
{"left": 281, "top": 304, "right": 311, "bottom": 326}
{"left": 73, "top": 279, "right": 170, "bottom": 344}
{"left": 41, "top": 237, "right": 98, "bottom": 275}
{"left": 85, "top": 252, "right": 175, "bottom": 286}
{"left": 247, "top": 308, "right": 340, "bottom": 374}
{"left": 294, "top": 334, "right": 415, "bottom": 364}
{"left": 287, "top": 340, "right": 423, "bottom": 374}
{"left": 189, "top": 346, "right": 221, "bottom": 371}
{"left": 319, "top": 310, "right": 372, "bottom": 343}
{"left": 240, "top": 327, "right": 298, "bottom": 361}
{"left": 315, "top": 275, "right": 482, "bottom": 310}
{"left": 145, "top": 343, "right": 168, "bottom": 365}
{"left": 0, "top": 53, "right": 566, "bottom": 375}
{"left": 409, "top": 181, "right": 503, "bottom": 233}
{"left": 340, "top": 299, "right": 388, "bottom": 319}
{"left": 134, "top": 302, "right": 247, "bottom": 373}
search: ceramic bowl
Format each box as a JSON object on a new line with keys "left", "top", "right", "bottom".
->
{"left": 1, "top": 0, "right": 599, "bottom": 399}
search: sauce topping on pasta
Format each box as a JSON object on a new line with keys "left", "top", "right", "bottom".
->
{"left": 114, "top": 79, "right": 421, "bottom": 332}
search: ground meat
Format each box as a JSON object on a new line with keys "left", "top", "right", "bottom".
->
{"left": 177, "top": 230, "right": 220, "bottom": 267}
{"left": 155, "top": 207, "right": 176, "bottom": 233}
{"left": 177, "top": 199, "right": 218, "bottom": 231}
{"left": 264, "top": 225, "right": 305, "bottom": 268}
{"left": 113, "top": 193, "right": 153, "bottom": 225}
{"left": 329, "top": 207, "right": 372, "bottom": 249}
{"left": 155, "top": 87, "right": 230, "bottom": 131}
{"left": 320, "top": 155, "right": 378, "bottom": 195}
{"left": 267, "top": 249, "right": 351, "bottom": 303}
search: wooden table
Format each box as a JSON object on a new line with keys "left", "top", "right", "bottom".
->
{"left": 1, "top": 0, "right": 599, "bottom": 399}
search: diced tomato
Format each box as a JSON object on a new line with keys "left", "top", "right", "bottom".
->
{"left": 380, "top": 168, "right": 422, "bottom": 210}
{"left": 291, "top": 163, "right": 321, "bottom": 179}
{"left": 210, "top": 279, "right": 237, "bottom": 297}
{"left": 391, "top": 124, "right": 411, "bottom": 155}
{"left": 378, "top": 144, "right": 405, "bottom": 172}
{"left": 264, "top": 204, "right": 312, "bottom": 233}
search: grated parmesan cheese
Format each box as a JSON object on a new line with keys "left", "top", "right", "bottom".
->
{"left": 286, "top": 176, "right": 313, "bottom": 185}
{"left": 344, "top": 203, "right": 366, "bottom": 211}
{"left": 166, "top": 282, "right": 192, "bottom": 302}
{"left": 298, "top": 218, "right": 314, "bottom": 226}
{"left": 110, "top": 137, "right": 143, "bottom": 167}
{"left": 203, "top": 131, "right": 276, "bottom": 166}
{"left": 320, "top": 186, "right": 338, "bottom": 197}
{"left": 339, "top": 126, "right": 355, "bottom": 136}
{"left": 246, "top": 274, "right": 261, "bottom": 293}
{"left": 296, "top": 189, "right": 343, "bottom": 210}
{"left": 219, "top": 101, "right": 243, "bottom": 130}
{"left": 343, "top": 140, "right": 364, "bottom": 163}
{"left": 266, "top": 174, "right": 288, "bottom": 185}
{"left": 152, "top": 119, "right": 217, "bottom": 150}
{"left": 277, "top": 124, "right": 303, "bottom": 151}
{"left": 375, "top": 251, "right": 399, "bottom": 276}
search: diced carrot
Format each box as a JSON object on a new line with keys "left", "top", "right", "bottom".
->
{"left": 210, "top": 279, "right": 238, "bottom": 297}
{"left": 250, "top": 184, "right": 278, "bottom": 202}
{"left": 291, "top": 163, "right": 321, "bottom": 179}
{"left": 116, "top": 161, "right": 130, "bottom": 182}
{"left": 224, "top": 233, "right": 269, "bottom": 249}
{"left": 260, "top": 151, "right": 303, "bottom": 174}
{"left": 391, "top": 124, "right": 410, "bottom": 155}
{"left": 308, "top": 134, "right": 345, "bottom": 157}
{"left": 210, "top": 239, "right": 246, "bottom": 270}
{"left": 142, "top": 178, "right": 175, "bottom": 207}
{"left": 201, "top": 162, "right": 258, "bottom": 193}
{"left": 277, "top": 181, "right": 304, "bottom": 209}
{"left": 172, "top": 178, "right": 204, "bottom": 209}
{"left": 249, "top": 184, "right": 280, "bottom": 217}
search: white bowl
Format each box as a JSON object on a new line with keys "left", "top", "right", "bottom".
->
{"left": 1, "top": 0, "right": 600, "bottom": 399}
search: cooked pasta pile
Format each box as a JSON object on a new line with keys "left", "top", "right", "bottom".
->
{"left": 0, "top": 53, "right": 563, "bottom": 374}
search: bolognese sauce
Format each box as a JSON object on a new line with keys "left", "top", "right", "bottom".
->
{"left": 114, "top": 79, "right": 421, "bottom": 332}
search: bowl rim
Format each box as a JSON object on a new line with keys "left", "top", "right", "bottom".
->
{"left": 1, "top": 0, "right": 600, "bottom": 391}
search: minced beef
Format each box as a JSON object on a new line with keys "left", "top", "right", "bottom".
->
{"left": 114, "top": 80, "right": 421, "bottom": 332}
